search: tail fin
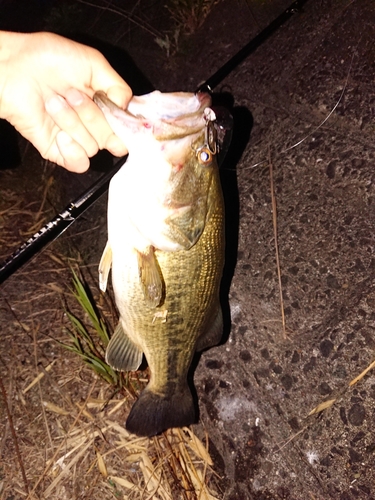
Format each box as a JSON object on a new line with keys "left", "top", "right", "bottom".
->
{"left": 126, "top": 385, "right": 195, "bottom": 437}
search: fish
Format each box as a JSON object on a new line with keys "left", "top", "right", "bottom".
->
{"left": 94, "top": 89, "right": 230, "bottom": 437}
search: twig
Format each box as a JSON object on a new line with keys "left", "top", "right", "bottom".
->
{"left": 0, "top": 366, "right": 13, "bottom": 458}
{"left": 42, "top": 439, "right": 94, "bottom": 497}
{"left": 33, "top": 325, "right": 54, "bottom": 450}
{"left": 0, "top": 375, "right": 29, "bottom": 494}
{"left": 268, "top": 148, "right": 286, "bottom": 339}
{"left": 162, "top": 430, "right": 192, "bottom": 499}
{"left": 349, "top": 358, "right": 375, "bottom": 386}
{"left": 274, "top": 426, "right": 308, "bottom": 453}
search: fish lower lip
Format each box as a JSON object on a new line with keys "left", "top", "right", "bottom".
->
{"left": 195, "top": 91, "right": 212, "bottom": 108}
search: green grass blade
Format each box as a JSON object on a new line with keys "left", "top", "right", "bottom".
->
{"left": 71, "top": 269, "right": 110, "bottom": 346}
{"left": 63, "top": 269, "right": 121, "bottom": 387}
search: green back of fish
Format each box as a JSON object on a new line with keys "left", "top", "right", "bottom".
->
{"left": 107, "top": 159, "right": 224, "bottom": 436}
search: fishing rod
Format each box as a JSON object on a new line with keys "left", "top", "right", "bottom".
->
{"left": 0, "top": 0, "right": 308, "bottom": 285}
{"left": 0, "top": 162, "right": 124, "bottom": 284}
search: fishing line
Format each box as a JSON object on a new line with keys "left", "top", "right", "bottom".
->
{"left": 230, "top": 50, "right": 356, "bottom": 173}
{"left": 0, "top": 0, "right": 309, "bottom": 284}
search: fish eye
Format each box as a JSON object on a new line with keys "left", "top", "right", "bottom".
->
{"left": 197, "top": 147, "right": 212, "bottom": 165}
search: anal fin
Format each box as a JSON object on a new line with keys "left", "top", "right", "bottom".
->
{"left": 105, "top": 322, "right": 143, "bottom": 371}
{"left": 99, "top": 241, "right": 112, "bottom": 292}
{"left": 196, "top": 306, "right": 223, "bottom": 352}
{"left": 137, "top": 247, "right": 163, "bottom": 308}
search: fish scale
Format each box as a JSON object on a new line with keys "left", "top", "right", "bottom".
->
{"left": 114, "top": 173, "right": 224, "bottom": 389}
{"left": 94, "top": 90, "right": 228, "bottom": 437}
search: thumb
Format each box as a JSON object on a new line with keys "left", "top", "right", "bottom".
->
{"left": 89, "top": 53, "right": 132, "bottom": 109}
{"left": 106, "top": 84, "right": 132, "bottom": 110}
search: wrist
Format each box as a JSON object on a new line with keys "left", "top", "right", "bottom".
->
{"left": 0, "top": 31, "right": 13, "bottom": 118}
{"left": 0, "top": 31, "right": 27, "bottom": 120}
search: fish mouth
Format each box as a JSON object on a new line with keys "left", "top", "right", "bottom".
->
{"left": 126, "top": 91, "right": 212, "bottom": 121}
{"left": 94, "top": 90, "right": 211, "bottom": 120}
{"left": 195, "top": 91, "right": 212, "bottom": 110}
{"left": 94, "top": 90, "right": 211, "bottom": 142}
{"left": 94, "top": 91, "right": 120, "bottom": 115}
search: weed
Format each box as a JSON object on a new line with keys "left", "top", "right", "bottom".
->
{"left": 62, "top": 270, "right": 122, "bottom": 387}
{"left": 155, "top": 27, "right": 181, "bottom": 57}
{"left": 167, "top": 0, "right": 221, "bottom": 35}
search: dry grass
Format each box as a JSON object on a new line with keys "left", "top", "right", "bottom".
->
{"left": 166, "top": 0, "right": 221, "bottom": 35}
{"left": 268, "top": 148, "right": 287, "bottom": 340}
{"left": 0, "top": 168, "right": 222, "bottom": 499}
{"left": 307, "top": 357, "right": 375, "bottom": 417}
{"left": 1, "top": 337, "right": 220, "bottom": 500}
{"left": 0, "top": 262, "right": 222, "bottom": 499}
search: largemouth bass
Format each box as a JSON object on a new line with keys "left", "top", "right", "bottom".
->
{"left": 94, "top": 90, "right": 230, "bottom": 437}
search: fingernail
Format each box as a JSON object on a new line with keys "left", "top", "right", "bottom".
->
{"left": 45, "top": 95, "right": 67, "bottom": 114}
{"left": 66, "top": 88, "right": 84, "bottom": 107}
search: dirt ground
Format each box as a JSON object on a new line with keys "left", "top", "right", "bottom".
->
{"left": 1, "top": 0, "right": 375, "bottom": 498}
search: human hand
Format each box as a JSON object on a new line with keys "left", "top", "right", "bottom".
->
{"left": 0, "top": 31, "right": 132, "bottom": 172}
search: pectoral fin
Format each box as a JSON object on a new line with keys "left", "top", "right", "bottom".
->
{"left": 99, "top": 241, "right": 112, "bottom": 292}
{"left": 164, "top": 208, "right": 205, "bottom": 250}
{"left": 105, "top": 322, "right": 143, "bottom": 371}
{"left": 137, "top": 247, "right": 163, "bottom": 308}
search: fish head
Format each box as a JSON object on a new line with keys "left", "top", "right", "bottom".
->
{"left": 94, "top": 90, "right": 229, "bottom": 251}
{"left": 150, "top": 96, "right": 220, "bottom": 250}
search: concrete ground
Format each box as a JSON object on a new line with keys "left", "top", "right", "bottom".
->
{"left": 188, "top": 1, "right": 375, "bottom": 498}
